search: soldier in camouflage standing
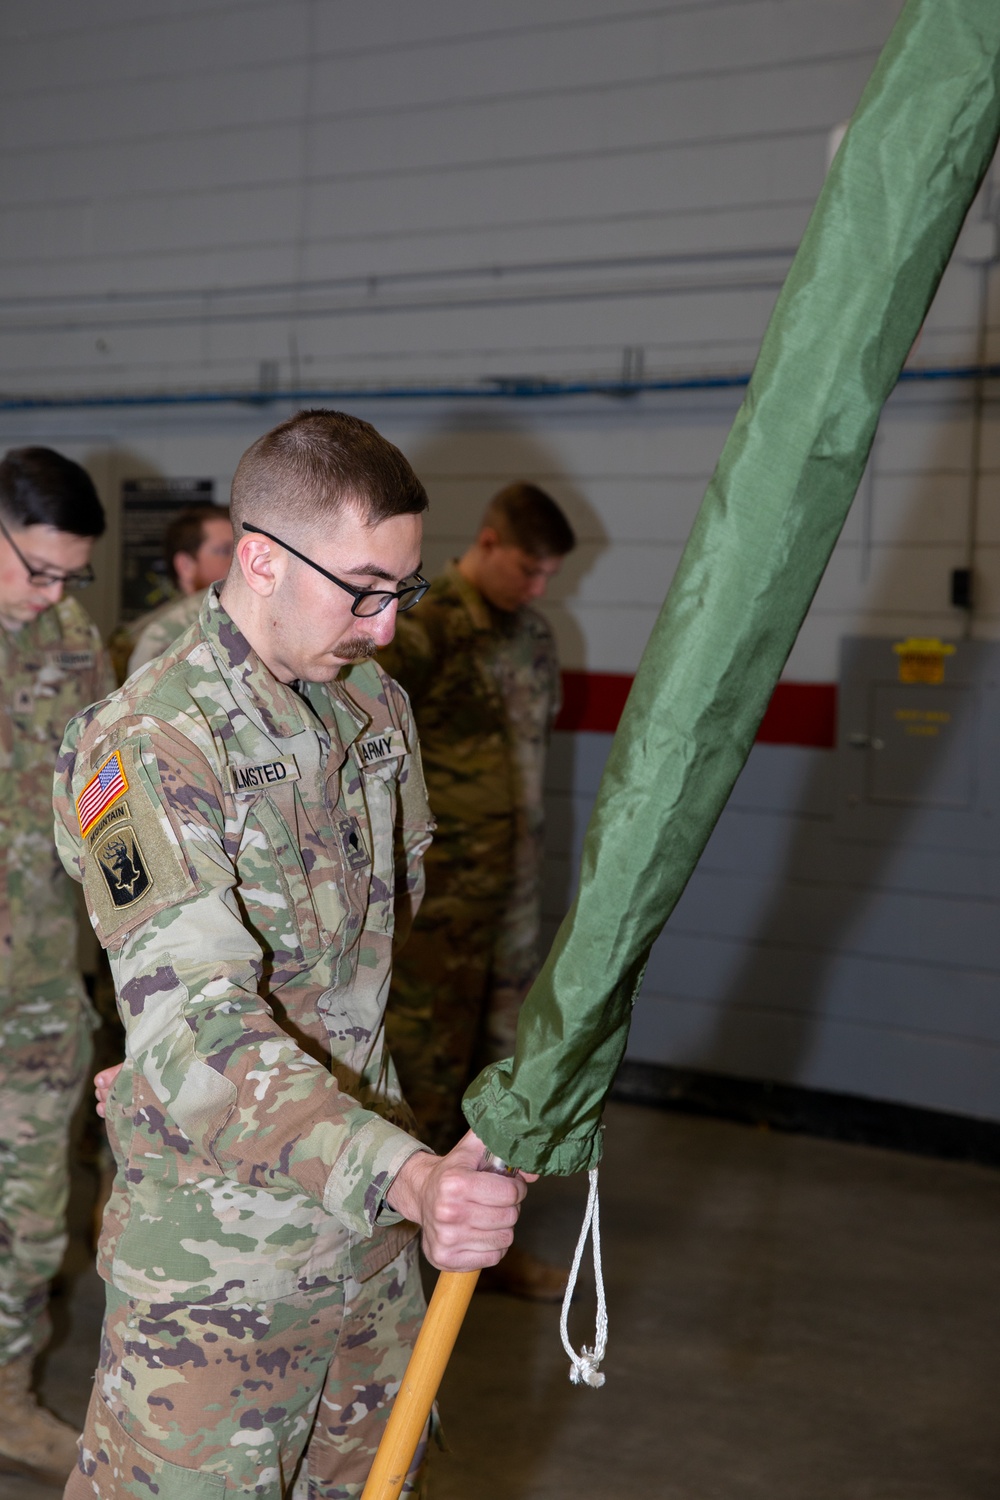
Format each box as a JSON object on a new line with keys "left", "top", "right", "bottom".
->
{"left": 55, "top": 411, "right": 534, "bottom": 1500}
{"left": 109, "top": 504, "right": 233, "bottom": 682}
{"left": 0, "top": 447, "right": 112, "bottom": 1487}
{"left": 380, "top": 482, "right": 574, "bottom": 1301}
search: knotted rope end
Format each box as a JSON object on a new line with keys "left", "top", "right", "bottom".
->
{"left": 559, "top": 1168, "right": 609, "bottom": 1389}
{"left": 568, "top": 1348, "right": 606, "bottom": 1388}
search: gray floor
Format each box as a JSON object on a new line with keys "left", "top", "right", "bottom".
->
{"left": 6, "top": 1101, "right": 1000, "bottom": 1498}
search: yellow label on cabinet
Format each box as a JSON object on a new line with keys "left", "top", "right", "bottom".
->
{"left": 891, "top": 637, "right": 956, "bottom": 685}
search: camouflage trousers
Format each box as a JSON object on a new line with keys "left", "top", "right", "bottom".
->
{"left": 386, "top": 837, "right": 540, "bottom": 1157}
{"left": 0, "top": 990, "right": 93, "bottom": 1364}
{"left": 65, "top": 1240, "right": 427, "bottom": 1500}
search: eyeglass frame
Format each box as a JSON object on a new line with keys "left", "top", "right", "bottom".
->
{"left": 0, "top": 514, "right": 96, "bottom": 590}
{"left": 241, "top": 523, "right": 429, "bottom": 617}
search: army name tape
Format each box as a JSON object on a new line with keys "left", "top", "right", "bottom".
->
{"left": 53, "top": 649, "right": 97, "bottom": 670}
{"left": 358, "top": 729, "right": 406, "bottom": 766}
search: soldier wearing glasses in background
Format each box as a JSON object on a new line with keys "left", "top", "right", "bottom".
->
{"left": 0, "top": 447, "right": 113, "bottom": 1487}
{"left": 56, "top": 411, "right": 534, "bottom": 1499}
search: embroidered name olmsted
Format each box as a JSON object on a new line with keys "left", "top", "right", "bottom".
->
{"left": 226, "top": 757, "right": 301, "bottom": 795}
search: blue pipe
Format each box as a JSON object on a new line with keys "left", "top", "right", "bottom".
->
{"left": 0, "top": 364, "right": 997, "bottom": 413}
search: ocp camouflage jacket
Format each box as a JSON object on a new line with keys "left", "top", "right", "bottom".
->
{"left": 54, "top": 588, "right": 434, "bottom": 1303}
{"left": 1, "top": 595, "right": 112, "bottom": 1006}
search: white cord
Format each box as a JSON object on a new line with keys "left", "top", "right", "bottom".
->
{"left": 559, "top": 1167, "right": 608, "bottom": 1388}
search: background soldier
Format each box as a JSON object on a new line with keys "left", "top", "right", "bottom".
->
{"left": 380, "top": 481, "right": 574, "bottom": 1301}
{"left": 109, "top": 503, "right": 233, "bottom": 681}
{"left": 0, "top": 447, "right": 112, "bottom": 1486}
{"left": 56, "top": 411, "right": 533, "bottom": 1499}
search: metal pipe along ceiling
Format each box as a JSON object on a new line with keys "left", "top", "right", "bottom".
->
{"left": 0, "top": 364, "right": 999, "bottom": 411}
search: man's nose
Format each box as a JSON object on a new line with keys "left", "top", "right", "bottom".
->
{"left": 364, "top": 600, "right": 399, "bottom": 647}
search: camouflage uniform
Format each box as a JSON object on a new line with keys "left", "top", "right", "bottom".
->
{"left": 0, "top": 597, "right": 112, "bottom": 1365}
{"left": 108, "top": 591, "right": 180, "bottom": 685}
{"left": 54, "top": 587, "right": 435, "bottom": 1499}
{"left": 127, "top": 588, "right": 208, "bottom": 676}
{"left": 379, "top": 562, "right": 560, "bottom": 1155}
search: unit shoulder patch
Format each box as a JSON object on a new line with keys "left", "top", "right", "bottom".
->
{"left": 93, "top": 821, "right": 152, "bottom": 907}
{"left": 78, "top": 741, "right": 197, "bottom": 946}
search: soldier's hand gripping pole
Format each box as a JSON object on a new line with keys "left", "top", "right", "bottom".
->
{"left": 360, "top": 1152, "right": 516, "bottom": 1500}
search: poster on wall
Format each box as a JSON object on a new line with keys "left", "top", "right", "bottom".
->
{"left": 120, "top": 477, "right": 215, "bottom": 621}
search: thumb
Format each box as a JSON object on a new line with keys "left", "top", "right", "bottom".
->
{"left": 449, "top": 1130, "right": 489, "bottom": 1167}
{"left": 451, "top": 1131, "right": 539, "bottom": 1183}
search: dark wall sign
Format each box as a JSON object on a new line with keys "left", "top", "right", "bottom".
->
{"left": 120, "top": 478, "right": 215, "bottom": 621}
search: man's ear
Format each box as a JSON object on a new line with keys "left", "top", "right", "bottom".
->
{"left": 477, "top": 525, "right": 502, "bottom": 553}
{"left": 236, "top": 532, "right": 281, "bottom": 597}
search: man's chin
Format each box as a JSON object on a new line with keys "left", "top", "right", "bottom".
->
{"left": 0, "top": 602, "right": 44, "bottom": 629}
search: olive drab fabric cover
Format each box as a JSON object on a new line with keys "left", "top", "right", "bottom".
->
{"left": 463, "top": 0, "right": 1000, "bottom": 1174}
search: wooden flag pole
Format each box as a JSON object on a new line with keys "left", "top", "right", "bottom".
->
{"left": 360, "top": 1268, "right": 479, "bottom": 1500}
{"left": 362, "top": 1152, "right": 515, "bottom": 1499}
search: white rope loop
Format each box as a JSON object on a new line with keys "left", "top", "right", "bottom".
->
{"left": 559, "top": 1167, "right": 608, "bottom": 1388}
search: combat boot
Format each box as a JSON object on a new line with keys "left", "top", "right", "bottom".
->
{"left": 0, "top": 1354, "right": 79, "bottom": 1487}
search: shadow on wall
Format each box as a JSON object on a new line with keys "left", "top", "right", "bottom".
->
{"left": 404, "top": 410, "right": 608, "bottom": 931}
{"left": 404, "top": 408, "right": 606, "bottom": 673}
{"left": 678, "top": 393, "right": 992, "bottom": 1112}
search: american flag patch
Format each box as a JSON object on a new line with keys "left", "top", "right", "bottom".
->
{"left": 77, "top": 751, "right": 129, "bottom": 837}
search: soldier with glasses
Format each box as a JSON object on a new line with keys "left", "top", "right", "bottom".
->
{"left": 56, "top": 410, "right": 533, "bottom": 1500}
{"left": 0, "top": 447, "right": 112, "bottom": 1487}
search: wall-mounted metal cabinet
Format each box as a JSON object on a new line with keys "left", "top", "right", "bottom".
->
{"left": 836, "top": 638, "right": 1000, "bottom": 852}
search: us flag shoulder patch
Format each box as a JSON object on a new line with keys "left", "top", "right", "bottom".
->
{"left": 77, "top": 751, "right": 129, "bottom": 837}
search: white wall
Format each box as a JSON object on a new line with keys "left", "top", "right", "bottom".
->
{"left": 1, "top": 0, "right": 998, "bottom": 1118}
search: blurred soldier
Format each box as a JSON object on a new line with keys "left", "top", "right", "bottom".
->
{"left": 0, "top": 447, "right": 112, "bottom": 1486}
{"left": 380, "top": 482, "right": 574, "bottom": 1301}
{"left": 55, "top": 411, "right": 533, "bottom": 1500}
{"left": 109, "top": 504, "right": 233, "bottom": 681}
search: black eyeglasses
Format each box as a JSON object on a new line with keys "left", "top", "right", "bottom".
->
{"left": 242, "top": 523, "right": 428, "bottom": 617}
{"left": 0, "top": 515, "right": 95, "bottom": 590}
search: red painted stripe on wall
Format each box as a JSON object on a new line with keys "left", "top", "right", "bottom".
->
{"left": 555, "top": 672, "right": 837, "bottom": 748}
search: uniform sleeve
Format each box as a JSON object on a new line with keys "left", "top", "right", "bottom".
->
{"left": 381, "top": 676, "right": 435, "bottom": 951}
{"left": 127, "top": 624, "right": 164, "bottom": 676}
{"left": 95, "top": 642, "right": 117, "bottom": 702}
{"left": 55, "top": 716, "right": 429, "bottom": 1237}
{"left": 542, "top": 618, "right": 562, "bottom": 732}
{"left": 377, "top": 613, "right": 436, "bottom": 708}
{"left": 82, "top": 617, "right": 116, "bottom": 702}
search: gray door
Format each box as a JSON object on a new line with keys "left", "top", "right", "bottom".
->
{"left": 836, "top": 637, "right": 1000, "bottom": 852}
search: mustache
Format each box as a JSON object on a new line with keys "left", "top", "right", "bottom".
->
{"left": 334, "top": 635, "right": 378, "bottom": 660}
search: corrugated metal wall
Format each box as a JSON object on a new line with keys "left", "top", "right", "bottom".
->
{"left": 1, "top": 0, "right": 997, "bottom": 1118}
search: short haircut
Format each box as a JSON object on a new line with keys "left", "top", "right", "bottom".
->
{"left": 230, "top": 409, "right": 428, "bottom": 537}
{"left": 0, "top": 446, "right": 105, "bottom": 538}
{"left": 164, "top": 504, "right": 230, "bottom": 587}
{"left": 481, "top": 482, "right": 575, "bottom": 558}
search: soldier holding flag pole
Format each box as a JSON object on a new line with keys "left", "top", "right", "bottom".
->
{"left": 361, "top": 1, "right": 1000, "bottom": 1494}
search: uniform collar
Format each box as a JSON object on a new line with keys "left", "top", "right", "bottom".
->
{"left": 443, "top": 559, "right": 495, "bottom": 632}
{"left": 1, "top": 597, "right": 69, "bottom": 650}
{"left": 201, "top": 585, "right": 367, "bottom": 750}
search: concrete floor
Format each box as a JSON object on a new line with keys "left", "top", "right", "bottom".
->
{"left": 5, "top": 1100, "right": 999, "bottom": 1498}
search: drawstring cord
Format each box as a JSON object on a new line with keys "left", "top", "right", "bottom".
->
{"left": 559, "top": 1168, "right": 608, "bottom": 1388}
